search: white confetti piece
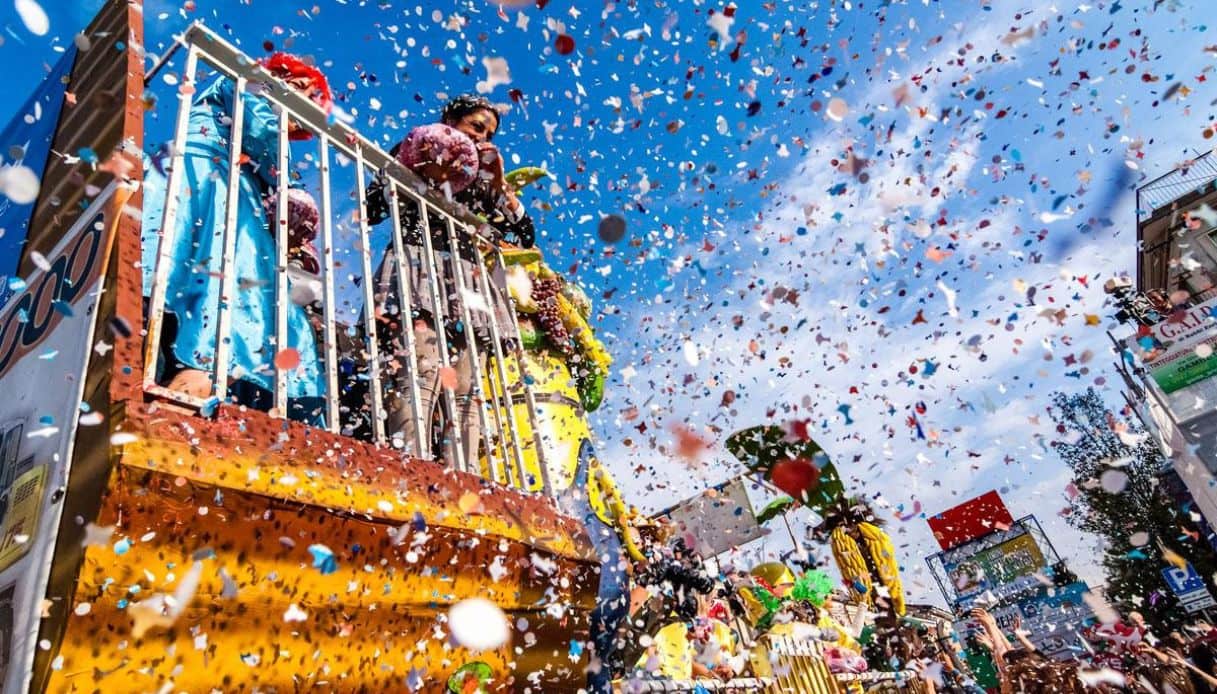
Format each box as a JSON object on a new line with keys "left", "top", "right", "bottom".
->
{"left": 487, "top": 555, "right": 508, "bottom": 583}
{"left": 476, "top": 56, "right": 511, "bottom": 94}
{"left": 283, "top": 603, "right": 308, "bottom": 623}
{"left": 0, "top": 164, "right": 40, "bottom": 204}
{"left": 682, "top": 340, "right": 700, "bottom": 366}
{"left": 448, "top": 597, "right": 509, "bottom": 651}
{"left": 1077, "top": 669, "right": 1125, "bottom": 688}
{"left": 14, "top": 0, "right": 49, "bottom": 36}
{"left": 110, "top": 432, "right": 139, "bottom": 446}
{"left": 1099, "top": 469, "right": 1127, "bottom": 493}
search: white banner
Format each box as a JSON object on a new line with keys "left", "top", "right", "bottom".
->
{"left": 0, "top": 186, "right": 114, "bottom": 692}
{"left": 658, "top": 476, "right": 766, "bottom": 559}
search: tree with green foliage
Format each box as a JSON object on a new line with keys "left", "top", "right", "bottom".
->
{"left": 1049, "top": 387, "right": 1217, "bottom": 632}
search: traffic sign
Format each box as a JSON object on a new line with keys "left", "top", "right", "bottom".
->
{"left": 1180, "top": 590, "right": 1217, "bottom": 614}
{"left": 1162, "top": 563, "right": 1207, "bottom": 596}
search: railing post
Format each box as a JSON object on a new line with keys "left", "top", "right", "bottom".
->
{"left": 272, "top": 104, "right": 290, "bottom": 414}
{"left": 143, "top": 47, "right": 199, "bottom": 392}
{"left": 416, "top": 200, "right": 467, "bottom": 473}
{"left": 316, "top": 134, "right": 340, "bottom": 432}
{"left": 211, "top": 75, "right": 248, "bottom": 405}
{"left": 354, "top": 147, "right": 386, "bottom": 444}
{"left": 437, "top": 216, "right": 500, "bottom": 480}
{"left": 386, "top": 184, "right": 427, "bottom": 457}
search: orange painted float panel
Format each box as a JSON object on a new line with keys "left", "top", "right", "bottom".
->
{"left": 44, "top": 465, "right": 596, "bottom": 692}
{"left": 115, "top": 402, "right": 597, "bottom": 564}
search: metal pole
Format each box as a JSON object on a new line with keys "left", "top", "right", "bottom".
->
{"left": 439, "top": 216, "right": 498, "bottom": 479}
{"left": 142, "top": 24, "right": 197, "bottom": 86}
{"left": 416, "top": 200, "right": 466, "bottom": 472}
{"left": 272, "top": 104, "right": 290, "bottom": 414}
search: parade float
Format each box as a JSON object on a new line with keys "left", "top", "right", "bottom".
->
{"left": 0, "top": 2, "right": 932, "bottom": 693}
{"left": 0, "top": 4, "right": 609, "bottom": 691}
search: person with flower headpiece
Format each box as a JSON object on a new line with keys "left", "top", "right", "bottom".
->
{"left": 364, "top": 94, "right": 533, "bottom": 464}
{"left": 142, "top": 53, "right": 332, "bottom": 424}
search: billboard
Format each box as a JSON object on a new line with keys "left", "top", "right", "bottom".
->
{"left": 0, "top": 186, "right": 114, "bottom": 693}
{"left": 1124, "top": 296, "right": 1217, "bottom": 419}
{"left": 927, "top": 490, "right": 1014, "bottom": 551}
{"left": 944, "top": 532, "right": 1047, "bottom": 601}
{"left": 0, "top": 47, "right": 77, "bottom": 309}
{"left": 656, "top": 476, "right": 768, "bottom": 558}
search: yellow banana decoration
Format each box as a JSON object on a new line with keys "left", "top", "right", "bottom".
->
{"left": 592, "top": 463, "right": 645, "bottom": 562}
{"left": 830, "top": 528, "right": 873, "bottom": 606}
{"left": 856, "top": 522, "right": 907, "bottom": 616}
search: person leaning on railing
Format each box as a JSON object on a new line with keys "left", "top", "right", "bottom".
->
{"left": 363, "top": 94, "right": 534, "bottom": 463}
{"left": 141, "top": 53, "right": 332, "bottom": 425}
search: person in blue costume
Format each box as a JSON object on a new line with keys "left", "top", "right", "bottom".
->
{"left": 142, "top": 53, "right": 333, "bottom": 425}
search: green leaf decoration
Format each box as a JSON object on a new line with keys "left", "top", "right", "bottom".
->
{"left": 504, "top": 166, "right": 550, "bottom": 192}
{"left": 756, "top": 496, "right": 796, "bottom": 524}
{"left": 725, "top": 425, "right": 846, "bottom": 513}
{"left": 791, "top": 570, "right": 835, "bottom": 607}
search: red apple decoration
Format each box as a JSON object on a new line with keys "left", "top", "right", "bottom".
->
{"left": 770, "top": 458, "right": 820, "bottom": 501}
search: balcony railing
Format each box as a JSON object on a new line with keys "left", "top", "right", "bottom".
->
{"left": 141, "top": 23, "right": 550, "bottom": 493}
{"left": 1137, "top": 151, "right": 1217, "bottom": 221}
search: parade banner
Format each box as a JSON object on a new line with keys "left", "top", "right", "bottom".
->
{"left": 956, "top": 582, "right": 1095, "bottom": 660}
{"left": 0, "top": 47, "right": 77, "bottom": 309}
{"left": 0, "top": 186, "right": 113, "bottom": 691}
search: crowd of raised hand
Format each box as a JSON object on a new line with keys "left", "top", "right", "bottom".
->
{"left": 968, "top": 605, "right": 1217, "bottom": 693}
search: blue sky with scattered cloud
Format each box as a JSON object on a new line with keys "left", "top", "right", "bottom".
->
{"left": 1, "top": 0, "right": 1215, "bottom": 606}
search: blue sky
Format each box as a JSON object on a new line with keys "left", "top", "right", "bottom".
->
{"left": 2, "top": 0, "right": 1215, "bottom": 606}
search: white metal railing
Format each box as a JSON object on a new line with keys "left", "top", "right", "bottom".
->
{"left": 1137, "top": 151, "right": 1217, "bottom": 221}
{"left": 141, "top": 23, "right": 549, "bottom": 494}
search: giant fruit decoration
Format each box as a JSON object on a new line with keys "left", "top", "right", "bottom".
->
{"left": 822, "top": 497, "right": 906, "bottom": 616}
{"left": 500, "top": 248, "right": 611, "bottom": 411}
